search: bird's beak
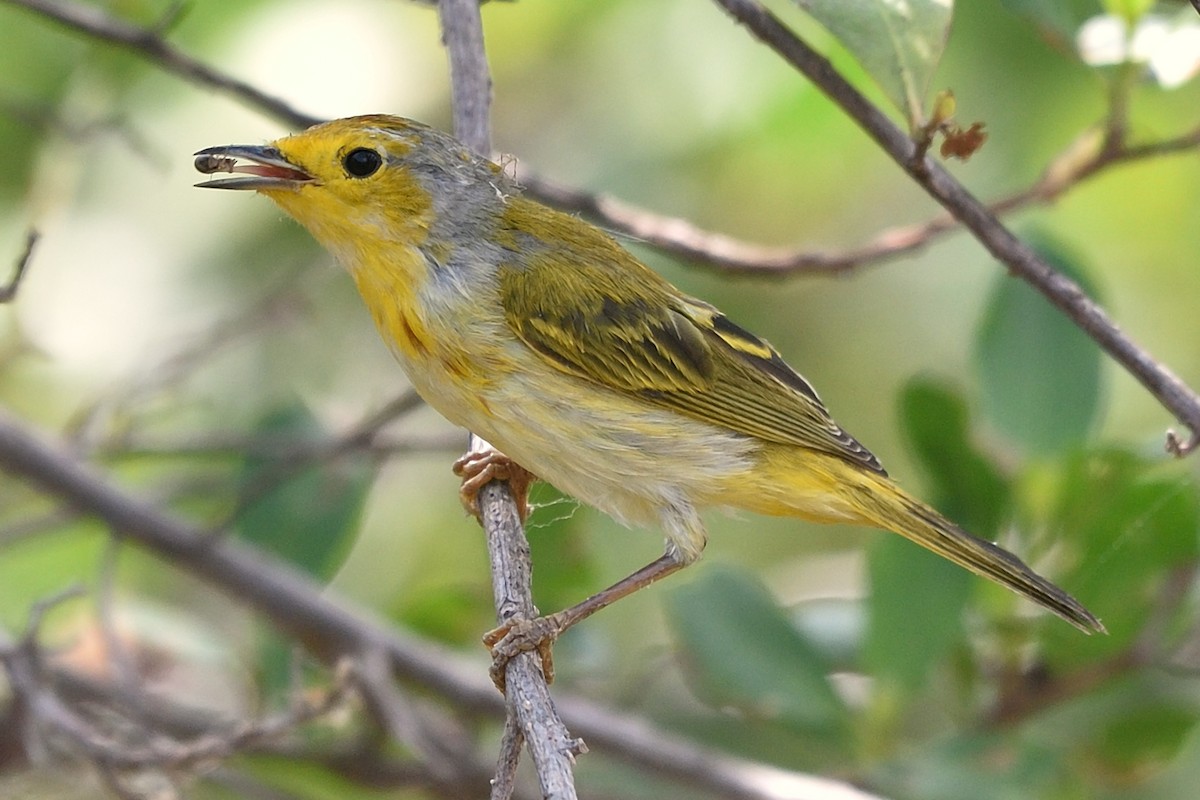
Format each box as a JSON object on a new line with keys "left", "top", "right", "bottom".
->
{"left": 193, "top": 145, "right": 314, "bottom": 190}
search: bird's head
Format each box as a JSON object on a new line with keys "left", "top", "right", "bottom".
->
{"left": 195, "top": 114, "right": 513, "bottom": 252}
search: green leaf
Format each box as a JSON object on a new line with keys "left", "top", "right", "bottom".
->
{"left": 232, "top": 402, "right": 376, "bottom": 699}
{"left": 1092, "top": 703, "right": 1197, "bottom": 776}
{"left": 870, "top": 731, "right": 1062, "bottom": 800}
{"left": 233, "top": 402, "right": 374, "bottom": 582}
{"left": 974, "top": 234, "right": 1105, "bottom": 455}
{"left": 899, "top": 378, "right": 1011, "bottom": 537}
{"left": 999, "top": 0, "right": 1101, "bottom": 46}
{"left": 666, "top": 567, "right": 848, "bottom": 733}
{"left": 1121, "top": 718, "right": 1200, "bottom": 800}
{"left": 865, "top": 535, "right": 971, "bottom": 692}
{"left": 875, "top": 379, "right": 1019, "bottom": 690}
{"left": 795, "top": 0, "right": 953, "bottom": 127}
{"left": 1041, "top": 449, "right": 1200, "bottom": 665}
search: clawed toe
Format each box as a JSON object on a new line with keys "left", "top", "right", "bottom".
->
{"left": 483, "top": 615, "right": 561, "bottom": 692}
{"left": 453, "top": 451, "right": 535, "bottom": 523}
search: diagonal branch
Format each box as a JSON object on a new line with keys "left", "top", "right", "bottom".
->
{"left": 1, "top": 0, "right": 320, "bottom": 128}
{"left": 712, "top": 0, "right": 1200, "bottom": 456}
{"left": 1, "top": 229, "right": 39, "bottom": 303}
{"left": 520, "top": 121, "right": 1200, "bottom": 276}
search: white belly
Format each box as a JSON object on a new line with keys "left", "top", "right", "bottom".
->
{"left": 401, "top": 344, "right": 756, "bottom": 561}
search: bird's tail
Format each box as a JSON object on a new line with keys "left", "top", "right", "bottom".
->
{"left": 854, "top": 473, "right": 1104, "bottom": 634}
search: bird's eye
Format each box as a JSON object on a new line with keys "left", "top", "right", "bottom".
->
{"left": 343, "top": 148, "right": 382, "bottom": 178}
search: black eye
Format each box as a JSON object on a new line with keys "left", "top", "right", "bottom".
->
{"left": 343, "top": 148, "right": 382, "bottom": 178}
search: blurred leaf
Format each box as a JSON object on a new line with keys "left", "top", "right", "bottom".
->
{"left": 666, "top": 567, "right": 848, "bottom": 733}
{"left": 233, "top": 402, "right": 374, "bottom": 582}
{"left": 974, "top": 234, "right": 1105, "bottom": 455}
{"left": 1124, "top": 720, "right": 1200, "bottom": 800}
{"left": 1041, "top": 449, "right": 1199, "bottom": 665}
{"left": 233, "top": 754, "right": 382, "bottom": 800}
{"left": 0, "top": 526, "right": 104, "bottom": 629}
{"left": 888, "top": 380, "right": 1023, "bottom": 689}
{"left": 395, "top": 581, "right": 493, "bottom": 644}
{"left": 1092, "top": 703, "right": 1197, "bottom": 779}
{"left": 865, "top": 535, "right": 970, "bottom": 692}
{"left": 900, "top": 378, "right": 1010, "bottom": 536}
{"left": 795, "top": 0, "right": 953, "bottom": 126}
{"left": 999, "top": 0, "right": 1101, "bottom": 46}
{"left": 871, "top": 731, "right": 1061, "bottom": 800}
{"left": 233, "top": 403, "right": 376, "bottom": 698}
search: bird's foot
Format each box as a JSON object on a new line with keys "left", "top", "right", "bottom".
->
{"left": 483, "top": 613, "right": 564, "bottom": 693}
{"left": 452, "top": 450, "right": 535, "bottom": 523}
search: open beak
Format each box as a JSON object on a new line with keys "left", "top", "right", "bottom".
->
{"left": 193, "top": 145, "right": 314, "bottom": 190}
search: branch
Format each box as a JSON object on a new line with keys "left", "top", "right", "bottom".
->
{"left": 1, "top": 229, "right": 39, "bottom": 303}
{"left": 0, "top": 411, "right": 890, "bottom": 800}
{"left": 712, "top": 0, "right": 1200, "bottom": 456}
{"left": 437, "top": 2, "right": 586, "bottom": 798}
{"left": 42, "top": 662, "right": 511, "bottom": 799}
{"left": 439, "top": 0, "right": 493, "bottom": 155}
{"left": 97, "top": 430, "right": 461, "bottom": 461}
{"left": 0, "top": 589, "right": 351, "bottom": 781}
{"left": 517, "top": 121, "right": 1200, "bottom": 276}
{"left": 0, "top": 0, "right": 319, "bottom": 129}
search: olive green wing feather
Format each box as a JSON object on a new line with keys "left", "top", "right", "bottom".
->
{"left": 497, "top": 226, "right": 885, "bottom": 475}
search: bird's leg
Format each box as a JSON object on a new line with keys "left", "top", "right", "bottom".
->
{"left": 453, "top": 449, "right": 535, "bottom": 523}
{"left": 484, "top": 549, "right": 687, "bottom": 691}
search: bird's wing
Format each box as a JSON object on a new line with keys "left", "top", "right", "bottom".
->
{"left": 497, "top": 238, "right": 885, "bottom": 475}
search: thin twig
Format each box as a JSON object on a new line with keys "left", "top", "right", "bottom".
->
{"left": 6, "top": 640, "right": 355, "bottom": 772}
{"left": 476, "top": 465, "right": 586, "bottom": 800}
{"left": 349, "top": 647, "right": 477, "bottom": 791}
{"left": 217, "top": 390, "right": 422, "bottom": 531}
{"left": 1, "top": 229, "right": 39, "bottom": 303}
{"left": 712, "top": 0, "right": 1200, "bottom": 456}
{"left": 98, "top": 431, "right": 461, "bottom": 461}
{"left": 68, "top": 272, "right": 311, "bottom": 450}
{"left": 53, "top": 664, "right": 531, "bottom": 799}
{"left": 519, "top": 120, "right": 1200, "bottom": 276}
{"left": 95, "top": 538, "right": 142, "bottom": 704}
{"left": 0, "top": 505, "right": 82, "bottom": 548}
{"left": 0, "top": 0, "right": 319, "bottom": 129}
{"left": 491, "top": 710, "right": 524, "bottom": 800}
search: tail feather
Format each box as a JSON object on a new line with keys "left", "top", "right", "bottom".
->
{"left": 860, "top": 480, "right": 1104, "bottom": 634}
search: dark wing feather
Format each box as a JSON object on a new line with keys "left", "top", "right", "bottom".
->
{"left": 496, "top": 213, "right": 885, "bottom": 475}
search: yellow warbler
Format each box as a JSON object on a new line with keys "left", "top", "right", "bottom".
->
{"left": 195, "top": 115, "right": 1101, "bottom": 669}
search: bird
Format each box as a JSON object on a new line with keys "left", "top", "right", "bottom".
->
{"left": 194, "top": 114, "right": 1102, "bottom": 681}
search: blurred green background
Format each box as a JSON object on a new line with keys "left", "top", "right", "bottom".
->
{"left": 1, "top": 0, "right": 1199, "bottom": 798}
